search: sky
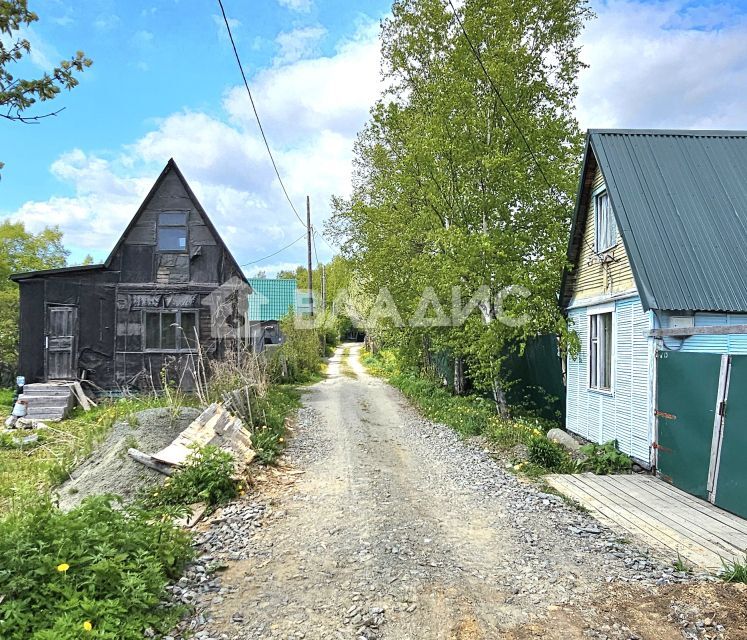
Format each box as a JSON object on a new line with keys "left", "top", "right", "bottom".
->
{"left": 2, "top": 0, "right": 747, "bottom": 275}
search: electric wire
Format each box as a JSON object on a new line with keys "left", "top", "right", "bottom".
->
{"left": 445, "top": 0, "right": 599, "bottom": 259}
{"left": 216, "top": 0, "right": 307, "bottom": 229}
{"left": 239, "top": 233, "right": 307, "bottom": 266}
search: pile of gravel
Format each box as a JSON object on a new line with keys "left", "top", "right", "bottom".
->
{"left": 56, "top": 406, "right": 202, "bottom": 510}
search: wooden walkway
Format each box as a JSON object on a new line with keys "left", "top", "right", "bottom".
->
{"left": 545, "top": 473, "right": 747, "bottom": 571}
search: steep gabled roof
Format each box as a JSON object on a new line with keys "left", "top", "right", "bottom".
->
{"left": 104, "top": 158, "right": 248, "bottom": 283}
{"left": 562, "top": 129, "right": 747, "bottom": 312}
{"left": 11, "top": 159, "right": 249, "bottom": 284}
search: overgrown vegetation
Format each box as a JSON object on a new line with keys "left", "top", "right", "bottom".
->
{"left": 721, "top": 555, "right": 747, "bottom": 584}
{"left": 270, "top": 313, "right": 324, "bottom": 383}
{"left": 142, "top": 445, "right": 241, "bottom": 508}
{"left": 0, "top": 395, "right": 181, "bottom": 509}
{"left": 579, "top": 441, "right": 632, "bottom": 475}
{"left": 0, "top": 495, "right": 192, "bottom": 640}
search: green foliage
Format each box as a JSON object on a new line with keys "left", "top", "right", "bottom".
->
{"left": 0, "top": 395, "right": 178, "bottom": 510}
{"left": 143, "top": 445, "right": 239, "bottom": 507}
{"left": 721, "top": 555, "right": 747, "bottom": 583}
{"left": 527, "top": 435, "right": 570, "bottom": 472}
{"left": 673, "top": 551, "right": 692, "bottom": 574}
{"left": 271, "top": 314, "right": 323, "bottom": 383}
{"left": 0, "top": 387, "right": 13, "bottom": 412}
{"left": 579, "top": 440, "right": 631, "bottom": 475}
{"left": 1, "top": 1, "right": 92, "bottom": 134}
{"left": 0, "top": 221, "right": 69, "bottom": 376}
{"left": 327, "top": 0, "right": 590, "bottom": 409}
{"left": 0, "top": 495, "right": 192, "bottom": 640}
{"left": 246, "top": 386, "right": 300, "bottom": 465}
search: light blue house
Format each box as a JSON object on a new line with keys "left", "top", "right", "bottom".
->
{"left": 561, "top": 130, "right": 747, "bottom": 518}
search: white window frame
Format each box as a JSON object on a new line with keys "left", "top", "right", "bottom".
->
{"left": 588, "top": 303, "right": 614, "bottom": 394}
{"left": 594, "top": 190, "right": 617, "bottom": 253}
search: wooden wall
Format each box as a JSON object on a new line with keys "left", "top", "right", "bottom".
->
{"left": 567, "top": 165, "right": 636, "bottom": 305}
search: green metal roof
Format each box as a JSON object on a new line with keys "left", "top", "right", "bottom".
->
{"left": 564, "top": 129, "right": 747, "bottom": 312}
{"left": 248, "top": 278, "right": 296, "bottom": 321}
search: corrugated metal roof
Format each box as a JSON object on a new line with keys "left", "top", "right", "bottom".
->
{"left": 583, "top": 130, "right": 747, "bottom": 312}
{"left": 248, "top": 278, "right": 297, "bottom": 321}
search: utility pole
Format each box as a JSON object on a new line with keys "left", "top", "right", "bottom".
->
{"left": 306, "top": 195, "right": 313, "bottom": 316}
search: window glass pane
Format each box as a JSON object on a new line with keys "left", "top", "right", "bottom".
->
{"left": 596, "top": 193, "right": 617, "bottom": 251}
{"left": 159, "top": 212, "right": 187, "bottom": 226}
{"left": 161, "top": 312, "right": 177, "bottom": 349}
{"left": 602, "top": 313, "right": 613, "bottom": 389}
{"left": 180, "top": 312, "right": 197, "bottom": 350}
{"left": 158, "top": 227, "right": 187, "bottom": 251}
{"left": 145, "top": 313, "right": 160, "bottom": 349}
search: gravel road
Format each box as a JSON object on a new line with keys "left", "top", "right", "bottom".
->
{"left": 173, "top": 344, "right": 743, "bottom": 640}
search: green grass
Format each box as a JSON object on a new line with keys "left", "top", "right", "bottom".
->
{"left": 0, "top": 395, "right": 178, "bottom": 510}
{"left": 0, "top": 388, "right": 14, "bottom": 415}
{"left": 721, "top": 555, "right": 747, "bottom": 583}
{"left": 248, "top": 385, "right": 302, "bottom": 465}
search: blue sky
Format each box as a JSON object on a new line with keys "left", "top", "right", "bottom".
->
{"left": 3, "top": 0, "right": 747, "bottom": 273}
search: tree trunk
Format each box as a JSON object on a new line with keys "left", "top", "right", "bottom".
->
{"left": 492, "top": 378, "right": 510, "bottom": 417}
{"left": 453, "top": 356, "right": 466, "bottom": 395}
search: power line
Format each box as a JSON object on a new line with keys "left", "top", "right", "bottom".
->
{"left": 311, "top": 227, "right": 320, "bottom": 266}
{"left": 216, "top": 0, "right": 307, "bottom": 229}
{"left": 239, "top": 233, "right": 307, "bottom": 267}
{"left": 445, "top": 0, "right": 599, "bottom": 258}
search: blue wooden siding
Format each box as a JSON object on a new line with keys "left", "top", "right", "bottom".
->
{"left": 660, "top": 312, "right": 747, "bottom": 354}
{"left": 566, "top": 297, "right": 651, "bottom": 463}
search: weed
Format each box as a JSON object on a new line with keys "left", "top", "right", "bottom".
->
{"left": 142, "top": 445, "right": 240, "bottom": 507}
{"left": 579, "top": 440, "right": 631, "bottom": 474}
{"left": 0, "top": 495, "right": 193, "bottom": 639}
{"left": 673, "top": 551, "right": 693, "bottom": 574}
{"left": 721, "top": 555, "right": 747, "bottom": 583}
{"left": 527, "top": 435, "right": 569, "bottom": 471}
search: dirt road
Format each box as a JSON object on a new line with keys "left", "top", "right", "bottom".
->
{"left": 180, "top": 345, "right": 746, "bottom": 640}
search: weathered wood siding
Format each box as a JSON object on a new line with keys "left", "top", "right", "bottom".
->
{"left": 568, "top": 166, "right": 636, "bottom": 305}
{"left": 109, "top": 170, "right": 240, "bottom": 285}
{"left": 566, "top": 297, "right": 653, "bottom": 464}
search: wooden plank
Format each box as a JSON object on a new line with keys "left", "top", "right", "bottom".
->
{"left": 558, "top": 475, "right": 722, "bottom": 569}
{"left": 587, "top": 475, "right": 744, "bottom": 562}
{"left": 618, "top": 476, "right": 747, "bottom": 548}
{"left": 639, "top": 475, "right": 747, "bottom": 536}
{"left": 650, "top": 324, "right": 747, "bottom": 337}
{"left": 546, "top": 475, "right": 674, "bottom": 556}
{"left": 128, "top": 448, "right": 175, "bottom": 476}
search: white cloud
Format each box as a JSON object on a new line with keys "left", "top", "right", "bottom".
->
{"left": 577, "top": 1, "right": 747, "bottom": 129}
{"left": 277, "top": 0, "right": 313, "bottom": 13}
{"left": 93, "top": 13, "right": 120, "bottom": 32}
{"left": 3, "top": 24, "right": 380, "bottom": 269}
{"left": 275, "top": 26, "right": 326, "bottom": 65}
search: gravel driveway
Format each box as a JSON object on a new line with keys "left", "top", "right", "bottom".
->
{"left": 174, "top": 345, "right": 744, "bottom": 640}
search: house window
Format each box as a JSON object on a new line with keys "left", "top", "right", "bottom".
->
{"left": 144, "top": 310, "right": 198, "bottom": 351}
{"left": 589, "top": 311, "right": 613, "bottom": 391}
{"left": 157, "top": 211, "right": 188, "bottom": 252}
{"left": 594, "top": 191, "right": 617, "bottom": 252}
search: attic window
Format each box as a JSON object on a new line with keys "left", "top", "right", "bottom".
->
{"left": 157, "top": 211, "right": 188, "bottom": 252}
{"left": 594, "top": 191, "right": 617, "bottom": 252}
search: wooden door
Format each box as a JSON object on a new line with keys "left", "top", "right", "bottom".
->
{"left": 46, "top": 305, "right": 77, "bottom": 380}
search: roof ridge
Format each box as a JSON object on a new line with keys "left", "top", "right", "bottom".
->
{"left": 589, "top": 128, "right": 747, "bottom": 138}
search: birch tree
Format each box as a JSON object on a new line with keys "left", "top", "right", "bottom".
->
{"left": 329, "top": 0, "right": 590, "bottom": 413}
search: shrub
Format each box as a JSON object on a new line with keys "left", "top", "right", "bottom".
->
{"left": 580, "top": 440, "right": 631, "bottom": 474}
{"left": 143, "top": 445, "right": 239, "bottom": 507}
{"left": 0, "top": 495, "right": 193, "bottom": 640}
{"left": 269, "top": 314, "right": 322, "bottom": 383}
{"left": 528, "top": 435, "right": 569, "bottom": 471}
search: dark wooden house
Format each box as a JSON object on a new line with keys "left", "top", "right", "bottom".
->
{"left": 10, "top": 159, "right": 250, "bottom": 391}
